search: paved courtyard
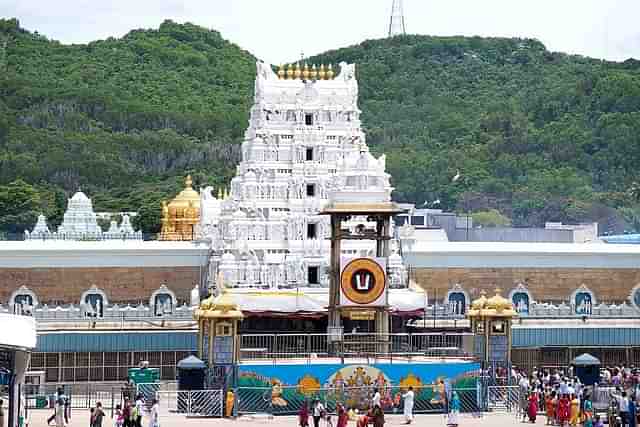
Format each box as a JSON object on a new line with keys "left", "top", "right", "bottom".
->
{"left": 27, "top": 408, "right": 521, "bottom": 427}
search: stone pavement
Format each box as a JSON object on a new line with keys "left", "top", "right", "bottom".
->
{"left": 27, "top": 408, "right": 521, "bottom": 427}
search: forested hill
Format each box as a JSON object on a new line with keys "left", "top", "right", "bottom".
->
{"left": 309, "top": 36, "right": 640, "bottom": 229}
{"left": 1, "top": 19, "right": 640, "bottom": 235}
{"left": 0, "top": 19, "right": 256, "bottom": 233}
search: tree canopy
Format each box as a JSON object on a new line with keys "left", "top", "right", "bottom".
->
{"left": 1, "top": 19, "right": 639, "bottom": 235}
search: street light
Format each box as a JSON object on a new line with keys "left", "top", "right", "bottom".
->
{"left": 452, "top": 170, "right": 470, "bottom": 241}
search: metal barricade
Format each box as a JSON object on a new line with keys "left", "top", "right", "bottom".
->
{"left": 236, "top": 384, "right": 509, "bottom": 416}
{"left": 155, "top": 390, "right": 223, "bottom": 417}
{"left": 487, "top": 385, "right": 520, "bottom": 414}
{"left": 239, "top": 332, "right": 474, "bottom": 361}
{"left": 24, "top": 382, "right": 122, "bottom": 410}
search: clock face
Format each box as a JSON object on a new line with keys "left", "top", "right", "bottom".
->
{"left": 340, "top": 258, "right": 386, "bottom": 305}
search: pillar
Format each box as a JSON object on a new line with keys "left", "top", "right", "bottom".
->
{"left": 328, "top": 215, "right": 342, "bottom": 331}
{"left": 197, "top": 319, "right": 204, "bottom": 359}
{"left": 208, "top": 319, "right": 215, "bottom": 366}
{"left": 375, "top": 216, "right": 390, "bottom": 351}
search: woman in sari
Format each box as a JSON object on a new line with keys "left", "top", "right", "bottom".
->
{"left": 569, "top": 394, "right": 580, "bottom": 427}
{"left": 582, "top": 394, "right": 593, "bottom": 427}
{"left": 528, "top": 390, "right": 539, "bottom": 423}
{"left": 545, "top": 391, "right": 556, "bottom": 425}
{"left": 371, "top": 405, "right": 385, "bottom": 427}
{"left": 557, "top": 394, "right": 570, "bottom": 427}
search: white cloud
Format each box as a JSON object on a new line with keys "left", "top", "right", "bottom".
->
{"left": 2, "top": 0, "right": 638, "bottom": 62}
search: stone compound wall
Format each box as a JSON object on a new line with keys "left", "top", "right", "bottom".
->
{"left": 414, "top": 267, "right": 640, "bottom": 303}
{"left": 0, "top": 266, "right": 202, "bottom": 304}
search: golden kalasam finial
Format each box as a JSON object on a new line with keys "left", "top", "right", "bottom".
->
{"left": 326, "top": 63, "right": 334, "bottom": 80}
{"left": 217, "top": 187, "right": 223, "bottom": 199}
{"left": 286, "top": 64, "right": 294, "bottom": 80}
{"left": 318, "top": 64, "right": 326, "bottom": 80}
{"left": 223, "top": 187, "right": 229, "bottom": 199}
{"left": 302, "top": 63, "right": 310, "bottom": 80}
{"left": 294, "top": 63, "right": 301, "bottom": 79}
{"left": 161, "top": 200, "right": 169, "bottom": 219}
{"left": 310, "top": 64, "right": 318, "bottom": 80}
{"left": 185, "top": 175, "right": 193, "bottom": 188}
{"left": 277, "top": 64, "right": 285, "bottom": 80}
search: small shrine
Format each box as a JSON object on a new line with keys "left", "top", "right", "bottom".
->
{"left": 194, "top": 274, "right": 243, "bottom": 376}
{"left": 467, "top": 289, "right": 517, "bottom": 370}
{"left": 160, "top": 175, "right": 201, "bottom": 241}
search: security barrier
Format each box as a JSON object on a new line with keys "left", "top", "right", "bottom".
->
{"left": 154, "top": 390, "right": 224, "bottom": 417}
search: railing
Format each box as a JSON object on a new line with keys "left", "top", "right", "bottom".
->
{"left": 155, "top": 390, "right": 224, "bottom": 417}
{"left": 23, "top": 382, "right": 124, "bottom": 413}
{"left": 22, "top": 304, "right": 195, "bottom": 322}
{"left": 236, "top": 385, "right": 487, "bottom": 416}
{"left": 239, "top": 332, "right": 472, "bottom": 361}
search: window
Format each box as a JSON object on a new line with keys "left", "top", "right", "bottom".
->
{"left": 216, "top": 323, "right": 232, "bottom": 336}
{"left": 410, "top": 215, "right": 425, "bottom": 226}
{"left": 306, "top": 184, "right": 316, "bottom": 197}
{"left": 305, "top": 114, "right": 314, "bottom": 126}
{"left": 308, "top": 266, "right": 319, "bottom": 285}
{"left": 307, "top": 223, "right": 317, "bottom": 239}
{"left": 306, "top": 148, "right": 314, "bottom": 161}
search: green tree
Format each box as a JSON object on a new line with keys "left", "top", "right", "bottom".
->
{"left": 471, "top": 209, "right": 512, "bottom": 228}
{"left": 0, "top": 179, "right": 50, "bottom": 234}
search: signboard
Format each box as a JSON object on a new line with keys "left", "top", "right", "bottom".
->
{"left": 340, "top": 257, "right": 387, "bottom": 307}
{"left": 348, "top": 310, "right": 375, "bottom": 321}
{"left": 127, "top": 368, "right": 160, "bottom": 384}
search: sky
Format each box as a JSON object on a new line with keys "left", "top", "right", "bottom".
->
{"left": 2, "top": 0, "right": 639, "bottom": 64}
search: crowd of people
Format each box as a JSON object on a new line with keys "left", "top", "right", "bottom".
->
{"left": 111, "top": 394, "right": 159, "bottom": 427}
{"left": 297, "top": 387, "right": 418, "bottom": 427}
{"left": 44, "top": 389, "right": 159, "bottom": 427}
{"left": 515, "top": 365, "right": 640, "bottom": 427}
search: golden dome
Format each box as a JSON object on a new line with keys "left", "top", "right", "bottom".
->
{"left": 159, "top": 175, "right": 201, "bottom": 241}
{"left": 302, "top": 63, "right": 310, "bottom": 80}
{"left": 471, "top": 290, "right": 488, "bottom": 310}
{"left": 277, "top": 64, "right": 285, "bottom": 79}
{"left": 294, "top": 63, "right": 302, "bottom": 79}
{"left": 195, "top": 291, "right": 244, "bottom": 320}
{"left": 486, "top": 288, "right": 513, "bottom": 312}
{"left": 467, "top": 289, "right": 517, "bottom": 319}
{"left": 310, "top": 64, "right": 318, "bottom": 80}
{"left": 168, "top": 175, "right": 200, "bottom": 209}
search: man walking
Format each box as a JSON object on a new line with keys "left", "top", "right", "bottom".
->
{"left": 402, "top": 386, "right": 414, "bottom": 424}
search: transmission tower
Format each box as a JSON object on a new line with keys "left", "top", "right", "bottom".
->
{"left": 388, "top": 0, "right": 406, "bottom": 37}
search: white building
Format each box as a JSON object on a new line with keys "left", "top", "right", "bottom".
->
{"left": 198, "top": 62, "right": 408, "bottom": 291}
{"left": 25, "top": 191, "right": 142, "bottom": 241}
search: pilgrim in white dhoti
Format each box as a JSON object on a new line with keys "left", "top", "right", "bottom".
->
{"left": 403, "top": 387, "right": 414, "bottom": 424}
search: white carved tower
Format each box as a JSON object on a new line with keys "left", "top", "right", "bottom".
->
{"left": 198, "top": 62, "right": 407, "bottom": 291}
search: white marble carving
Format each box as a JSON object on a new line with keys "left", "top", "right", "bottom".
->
{"left": 198, "top": 61, "right": 405, "bottom": 290}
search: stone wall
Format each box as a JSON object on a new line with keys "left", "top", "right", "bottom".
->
{"left": 414, "top": 267, "right": 640, "bottom": 302}
{"left": 0, "top": 266, "right": 202, "bottom": 304}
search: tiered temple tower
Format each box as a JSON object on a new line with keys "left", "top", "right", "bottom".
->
{"left": 25, "top": 191, "right": 141, "bottom": 241}
{"left": 198, "top": 62, "right": 407, "bottom": 291}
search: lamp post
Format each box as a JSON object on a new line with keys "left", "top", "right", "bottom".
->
{"left": 452, "top": 170, "right": 470, "bottom": 241}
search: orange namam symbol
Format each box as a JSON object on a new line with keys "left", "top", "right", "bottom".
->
{"left": 341, "top": 258, "right": 386, "bottom": 305}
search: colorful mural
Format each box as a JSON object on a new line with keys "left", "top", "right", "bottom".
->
{"left": 237, "top": 361, "right": 479, "bottom": 415}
